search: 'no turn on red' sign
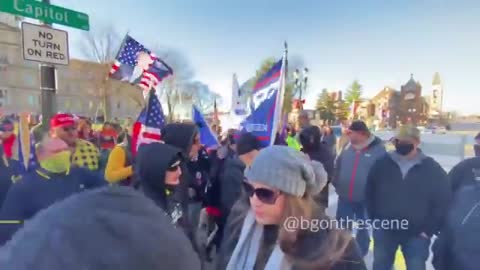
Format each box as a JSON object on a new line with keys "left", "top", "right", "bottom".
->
{"left": 21, "top": 22, "right": 69, "bottom": 66}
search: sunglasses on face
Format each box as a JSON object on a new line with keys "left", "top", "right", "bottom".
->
{"left": 242, "top": 182, "right": 280, "bottom": 205}
{"left": 167, "top": 160, "right": 181, "bottom": 172}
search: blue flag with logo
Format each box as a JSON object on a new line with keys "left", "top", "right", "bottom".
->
{"left": 192, "top": 106, "right": 219, "bottom": 149}
{"left": 240, "top": 57, "right": 285, "bottom": 148}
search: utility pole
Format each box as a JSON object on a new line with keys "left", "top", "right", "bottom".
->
{"left": 40, "top": 0, "right": 57, "bottom": 130}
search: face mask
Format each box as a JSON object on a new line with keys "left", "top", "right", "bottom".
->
{"left": 395, "top": 143, "right": 415, "bottom": 156}
{"left": 39, "top": 151, "right": 71, "bottom": 173}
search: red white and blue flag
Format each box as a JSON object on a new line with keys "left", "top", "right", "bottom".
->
{"left": 131, "top": 90, "right": 166, "bottom": 155}
{"left": 109, "top": 35, "right": 173, "bottom": 92}
{"left": 241, "top": 56, "right": 286, "bottom": 148}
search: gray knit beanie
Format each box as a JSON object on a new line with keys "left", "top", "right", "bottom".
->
{"left": 244, "top": 145, "right": 328, "bottom": 197}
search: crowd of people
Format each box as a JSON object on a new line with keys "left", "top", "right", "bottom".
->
{"left": 0, "top": 111, "right": 479, "bottom": 270}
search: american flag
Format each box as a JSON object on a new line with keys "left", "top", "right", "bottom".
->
{"left": 109, "top": 35, "right": 173, "bottom": 91}
{"left": 134, "top": 90, "right": 166, "bottom": 151}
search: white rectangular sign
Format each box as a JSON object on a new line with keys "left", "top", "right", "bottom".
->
{"left": 21, "top": 22, "right": 69, "bottom": 65}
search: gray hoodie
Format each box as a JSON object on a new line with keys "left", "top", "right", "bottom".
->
{"left": 333, "top": 136, "right": 386, "bottom": 202}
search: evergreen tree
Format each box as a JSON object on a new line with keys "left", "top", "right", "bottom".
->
{"left": 316, "top": 89, "right": 336, "bottom": 124}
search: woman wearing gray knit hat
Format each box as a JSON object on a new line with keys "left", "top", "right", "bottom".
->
{"left": 217, "top": 145, "right": 367, "bottom": 270}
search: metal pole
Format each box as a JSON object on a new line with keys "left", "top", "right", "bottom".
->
{"left": 40, "top": 0, "right": 56, "bottom": 130}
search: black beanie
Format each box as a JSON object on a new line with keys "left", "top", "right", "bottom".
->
{"left": 236, "top": 132, "right": 261, "bottom": 155}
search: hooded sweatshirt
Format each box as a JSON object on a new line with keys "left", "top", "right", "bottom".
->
{"left": 161, "top": 123, "right": 199, "bottom": 206}
{"left": 136, "top": 143, "right": 183, "bottom": 220}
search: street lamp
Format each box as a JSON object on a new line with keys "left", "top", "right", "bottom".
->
{"left": 293, "top": 67, "right": 308, "bottom": 109}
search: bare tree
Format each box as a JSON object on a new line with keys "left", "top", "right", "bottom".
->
{"left": 184, "top": 81, "right": 222, "bottom": 113}
{"left": 153, "top": 47, "right": 195, "bottom": 120}
{"left": 78, "top": 24, "right": 144, "bottom": 119}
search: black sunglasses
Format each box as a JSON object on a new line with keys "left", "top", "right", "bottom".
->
{"left": 242, "top": 182, "right": 280, "bottom": 205}
{"left": 167, "top": 159, "right": 181, "bottom": 172}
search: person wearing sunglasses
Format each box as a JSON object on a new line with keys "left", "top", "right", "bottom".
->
{"left": 49, "top": 113, "right": 100, "bottom": 172}
{"left": 218, "top": 146, "right": 366, "bottom": 270}
{"left": 161, "top": 123, "right": 203, "bottom": 228}
{"left": 136, "top": 142, "right": 189, "bottom": 233}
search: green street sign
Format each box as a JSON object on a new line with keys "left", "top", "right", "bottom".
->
{"left": 0, "top": 0, "right": 89, "bottom": 30}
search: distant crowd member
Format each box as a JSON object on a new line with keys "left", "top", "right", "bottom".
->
{"left": 337, "top": 122, "right": 350, "bottom": 154}
{"left": 50, "top": 113, "right": 100, "bottom": 172}
{"left": 0, "top": 118, "right": 16, "bottom": 159}
{"left": 366, "top": 125, "right": 451, "bottom": 270}
{"left": 321, "top": 124, "right": 337, "bottom": 156}
{"left": 432, "top": 168, "right": 480, "bottom": 270}
{"left": 0, "top": 138, "right": 105, "bottom": 245}
{"left": 104, "top": 130, "right": 134, "bottom": 186}
{"left": 136, "top": 143, "right": 186, "bottom": 229}
{"left": 448, "top": 155, "right": 480, "bottom": 193}
{"left": 0, "top": 187, "right": 201, "bottom": 270}
{"left": 474, "top": 132, "right": 480, "bottom": 157}
{"left": 217, "top": 146, "right": 366, "bottom": 270}
{"left": 285, "top": 125, "right": 301, "bottom": 150}
{"left": 161, "top": 123, "right": 202, "bottom": 238}
{"left": 236, "top": 132, "right": 261, "bottom": 168}
{"left": 77, "top": 118, "right": 97, "bottom": 146}
{"left": 299, "top": 125, "right": 334, "bottom": 208}
{"left": 297, "top": 111, "right": 311, "bottom": 137}
{"left": 0, "top": 146, "right": 21, "bottom": 207}
{"left": 98, "top": 123, "right": 119, "bottom": 170}
{"left": 333, "top": 120, "right": 386, "bottom": 257}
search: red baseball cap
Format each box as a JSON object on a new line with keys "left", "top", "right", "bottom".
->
{"left": 50, "top": 113, "right": 75, "bottom": 129}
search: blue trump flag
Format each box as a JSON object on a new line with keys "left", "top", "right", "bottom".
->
{"left": 240, "top": 56, "right": 286, "bottom": 148}
{"left": 192, "top": 106, "right": 219, "bottom": 149}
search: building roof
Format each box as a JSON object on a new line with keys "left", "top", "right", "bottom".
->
{"left": 432, "top": 72, "right": 441, "bottom": 85}
{"left": 403, "top": 74, "right": 420, "bottom": 91}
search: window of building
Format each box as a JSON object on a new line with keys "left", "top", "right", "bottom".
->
{"left": 28, "top": 95, "right": 36, "bottom": 106}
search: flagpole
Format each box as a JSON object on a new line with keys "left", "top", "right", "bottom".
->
{"left": 270, "top": 44, "right": 288, "bottom": 146}
{"left": 114, "top": 31, "right": 130, "bottom": 62}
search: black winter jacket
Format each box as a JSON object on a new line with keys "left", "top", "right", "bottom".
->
{"left": 432, "top": 184, "right": 480, "bottom": 270}
{"left": 366, "top": 152, "right": 452, "bottom": 238}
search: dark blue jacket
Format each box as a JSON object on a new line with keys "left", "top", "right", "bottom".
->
{"left": 0, "top": 167, "right": 106, "bottom": 245}
{"left": 0, "top": 157, "right": 23, "bottom": 208}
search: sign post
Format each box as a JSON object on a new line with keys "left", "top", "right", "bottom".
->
{"left": 1, "top": 0, "right": 89, "bottom": 132}
{"left": 22, "top": 22, "right": 69, "bottom": 65}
